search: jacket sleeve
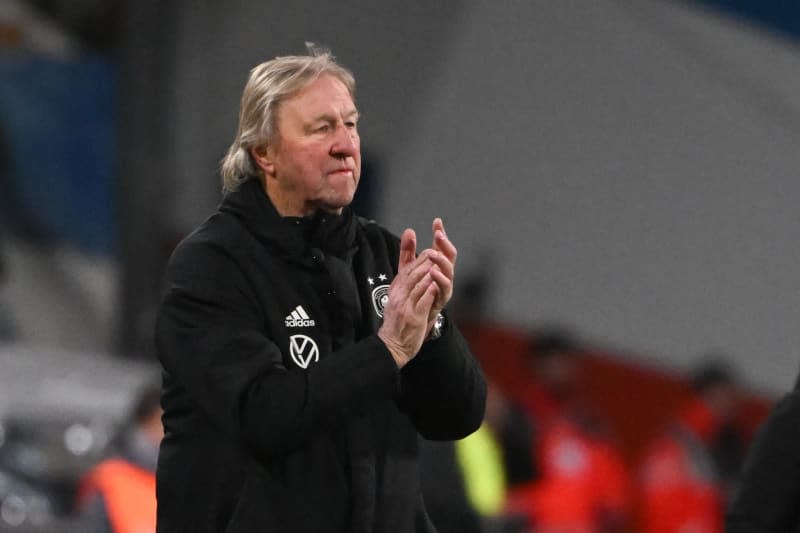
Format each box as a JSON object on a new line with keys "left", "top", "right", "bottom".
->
{"left": 725, "top": 387, "right": 800, "bottom": 533}
{"left": 397, "top": 313, "right": 486, "bottom": 440}
{"left": 155, "top": 241, "right": 400, "bottom": 460}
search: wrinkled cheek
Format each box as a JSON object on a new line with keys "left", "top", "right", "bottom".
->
{"left": 351, "top": 164, "right": 361, "bottom": 187}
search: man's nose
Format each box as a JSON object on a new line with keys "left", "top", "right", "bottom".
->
{"left": 330, "top": 124, "right": 358, "bottom": 159}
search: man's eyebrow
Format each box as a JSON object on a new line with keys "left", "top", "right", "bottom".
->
{"left": 308, "top": 109, "right": 359, "bottom": 123}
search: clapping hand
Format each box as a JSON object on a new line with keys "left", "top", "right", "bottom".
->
{"left": 377, "top": 219, "right": 457, "bottom": 367}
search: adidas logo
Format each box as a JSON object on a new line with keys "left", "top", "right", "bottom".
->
{"left": 285, "top": 305, "right": 316, "bottom": 327}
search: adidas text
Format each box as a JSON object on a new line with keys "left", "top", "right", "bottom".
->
{"left": 285, "top": 318, "right": 316, "bottom": 327}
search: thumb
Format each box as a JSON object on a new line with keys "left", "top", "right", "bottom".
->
{"left": 399, "top": 228, "right": 417, "bottom": 269}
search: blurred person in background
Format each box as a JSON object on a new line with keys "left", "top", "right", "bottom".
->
{"left": 75, "top": 383, "right": 162, "bottom": 533}
{"left": 419, "top": 438, "right": 483, "bottom": 533}
{"left": 637, "top": 359, "right": 746, "bottom": 533}
{"left": 507, "top": 330, "right": 631, "bottom": 533}
{"left": 154, "top": 46, "right": 485, "bottom": 533}
{"left": 726, "top": 372, "right": 800, "bottom": 532}
{"left": 421, "top": 379, "right": 532, "bottom": 533}
{"left": 454, "top": 380, "right": 531, "bottom": 533}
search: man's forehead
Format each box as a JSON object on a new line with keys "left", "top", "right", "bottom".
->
{"left": 286, "top": 75, "right": 356, "bottom": 115}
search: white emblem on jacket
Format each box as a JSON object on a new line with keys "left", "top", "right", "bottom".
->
{"left": 285, "top": 305, "right": 315, "bottom": 327}
{"left": 371, "top": 285, "right": 390, "bottom": 318}
{"left": 289, "top": 334, "right": 319, "bottom": 368}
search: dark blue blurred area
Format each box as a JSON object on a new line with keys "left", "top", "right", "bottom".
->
{"left": 0, "top": 51, "right": 116, "bottom": 256}
{"left": 694, "top": 0, "right": 800, "bottom": 42}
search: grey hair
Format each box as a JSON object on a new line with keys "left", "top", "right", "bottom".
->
{"left": 220, "top": 44, "right": 356, "bottom": 193}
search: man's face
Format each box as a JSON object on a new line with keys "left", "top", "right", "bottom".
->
{"left": 260, "top": 74, "right": 361, "bottom": 216}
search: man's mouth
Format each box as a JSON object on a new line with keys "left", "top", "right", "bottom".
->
{"left": 329, "top": 168, "right": 353, "bottom": 176}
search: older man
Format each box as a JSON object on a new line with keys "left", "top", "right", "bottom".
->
{"left": 154, "top": 47, "right": 486, "bottom": 532}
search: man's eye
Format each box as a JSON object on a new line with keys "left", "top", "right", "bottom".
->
{"left": 345, "top": 121, "right": 357, "bottom": 129}
{"left": 315, "top": 124, "right": 330, "bottom": 133}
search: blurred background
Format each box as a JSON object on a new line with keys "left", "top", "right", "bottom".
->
{"left": 1, "top": 0, "right": 799, "bottom": 531}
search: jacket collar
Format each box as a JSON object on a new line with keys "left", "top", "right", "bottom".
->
{"left": 219, "top": 176, "right": 359, "bottom": 262}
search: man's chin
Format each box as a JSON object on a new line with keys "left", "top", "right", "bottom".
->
{"left": 317, "top": 191, "right": 356, "bottom": 214}
{"left": 316, "top": 199, "right": 352, "bottom": 215}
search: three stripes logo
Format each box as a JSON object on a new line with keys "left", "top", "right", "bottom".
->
{"left": 285, "top": 305, "right": 316, "bottom": 328}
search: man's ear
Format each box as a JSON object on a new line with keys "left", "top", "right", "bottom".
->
{"left": 250, "top": 145, "right": 275, "bottom": 176}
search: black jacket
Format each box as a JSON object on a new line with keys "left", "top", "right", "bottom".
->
{"left": 154, "top": 178, "right": 486, "bottom": 533}
{"left": 725, "top": 376, "right": 800, "bottom": 533}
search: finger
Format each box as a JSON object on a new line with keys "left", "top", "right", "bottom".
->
{"left": 432, "top": 219, "right": 457, "bottom": 265}
{"left": 408, "top": 271, "right": 434, "bottom": 304}
{"left": 403, "top": 252, "right": 438, "bottom": 290}
{"left": 427, "top": 251, "right": 454, "bottom": 284}
{"left": 414, "top": 279, "right": 439, "bottom": 315}
{"left": 432, "top": 218, "right": 444, "bottom": 239}
{"left": 429, "top": 266, "right": 453, "bottom": 296}
{"left": 429, "top": 269, "right": 452, "bottom": 314}
{"left": 392, "top": 251, "right": 438, "bottom": 300}
{"left": 434, "top": 232, "right": 457, "bottom": 263}
{"left": 404, "top": 249, "right": 439, "bottom": 281}
{"left": 398, "top": 229, "right": 417, "bottom": 271}
{"left": 431, "top": 218, "right": 443, "bottom": 251}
